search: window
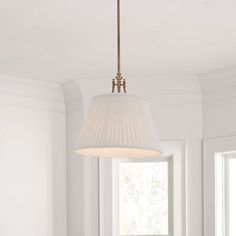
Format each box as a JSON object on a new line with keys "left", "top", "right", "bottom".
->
{"left": 99, "top": 141, "right": 185, "bottom": 236}
{"left": 115, "top": 158, "right": 173, "bottom": 236}
{"left": 215, "top": 151, "right": 236, "bottom": 236}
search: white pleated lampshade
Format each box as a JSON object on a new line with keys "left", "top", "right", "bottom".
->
{"left": 75, "top": 94, "right": 162, "bottom": 158}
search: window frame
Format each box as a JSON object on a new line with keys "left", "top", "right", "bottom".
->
{"left": 215, "top": 152, "right": 236, "bottom": 236}
{"left": 98, "top": 140, "right": 186, "bottom": 236}
{"left": 112, "top": 156, "right": 173, "bottom": 236}
{"left": 225, "top": 152, "right": 236, "bottom": 236}
{"left": 203, "top": 136, "right": 236, "bottom": 236}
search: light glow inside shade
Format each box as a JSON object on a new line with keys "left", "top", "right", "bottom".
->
{"left": 75, "top": 147, "right": 162, "bottom": 158}
{"left": 75, "top": 94, "right": 162, "bottom": 158}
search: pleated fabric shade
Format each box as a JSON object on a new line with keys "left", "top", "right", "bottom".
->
{"left": 75, "top": 94, "right": 162, "bottom": 158}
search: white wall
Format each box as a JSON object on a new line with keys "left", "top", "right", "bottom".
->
{"left": 199, "top": 68, "right": 236, "bottom": 236}
{"left": 199, "top": 67, "right": 236, "bottom": 139}
{"left": 0, "top": 76, "right": 66, "bottom": 236}
{"left": 62, "top": 80, "right": 100, "bottom": 236}
{"left": 63, "top": 75, "right": 203, "bottom": 236}
{"left": 62, "top": 81, "right": 86, "bottom": 236}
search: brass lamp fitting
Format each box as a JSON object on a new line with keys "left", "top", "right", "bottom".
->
{"left": 112, "top": 74, "right": 127, "bottom": 93}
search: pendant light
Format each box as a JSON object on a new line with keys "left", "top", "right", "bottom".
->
{"left": 75, "top": 0, "right": 162, "bottom": 158}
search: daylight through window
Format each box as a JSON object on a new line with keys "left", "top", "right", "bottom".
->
{"left": 119, "top": 159, "right": 172, "bottom": 236}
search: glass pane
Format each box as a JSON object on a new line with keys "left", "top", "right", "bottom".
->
{"left": 229, "top": 157, "right": 236, "bottom": 236}
{"left": 119, "top": 162, "right": 168, "bottom": 235}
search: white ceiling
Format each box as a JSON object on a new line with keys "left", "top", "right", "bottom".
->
{"left": 1, "top": 0, "right": 236, "bottom": 83}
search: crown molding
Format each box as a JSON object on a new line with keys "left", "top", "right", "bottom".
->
{"left": 0, "top": 74, "right": 65, "bottom": 112}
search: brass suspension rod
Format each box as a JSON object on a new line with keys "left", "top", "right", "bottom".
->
{"left": 112, "top": 0, "right": 127, "bottom": 93}
{"left": 117, "top": 0, "right": 121, "bottom": 75}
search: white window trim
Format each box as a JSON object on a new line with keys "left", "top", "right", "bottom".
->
{"left": 203, "top": 136, "right": 236, "bottom": 236}
{"left": 215, "top": 152, "right": 236, "bottom": 236}
{"left": 99, "top": 140, "right": 186, "bottom": 236}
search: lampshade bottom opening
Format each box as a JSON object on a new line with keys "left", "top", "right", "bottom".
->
{"left": 75, "top": 147, "right": 162, "bottom": 158}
